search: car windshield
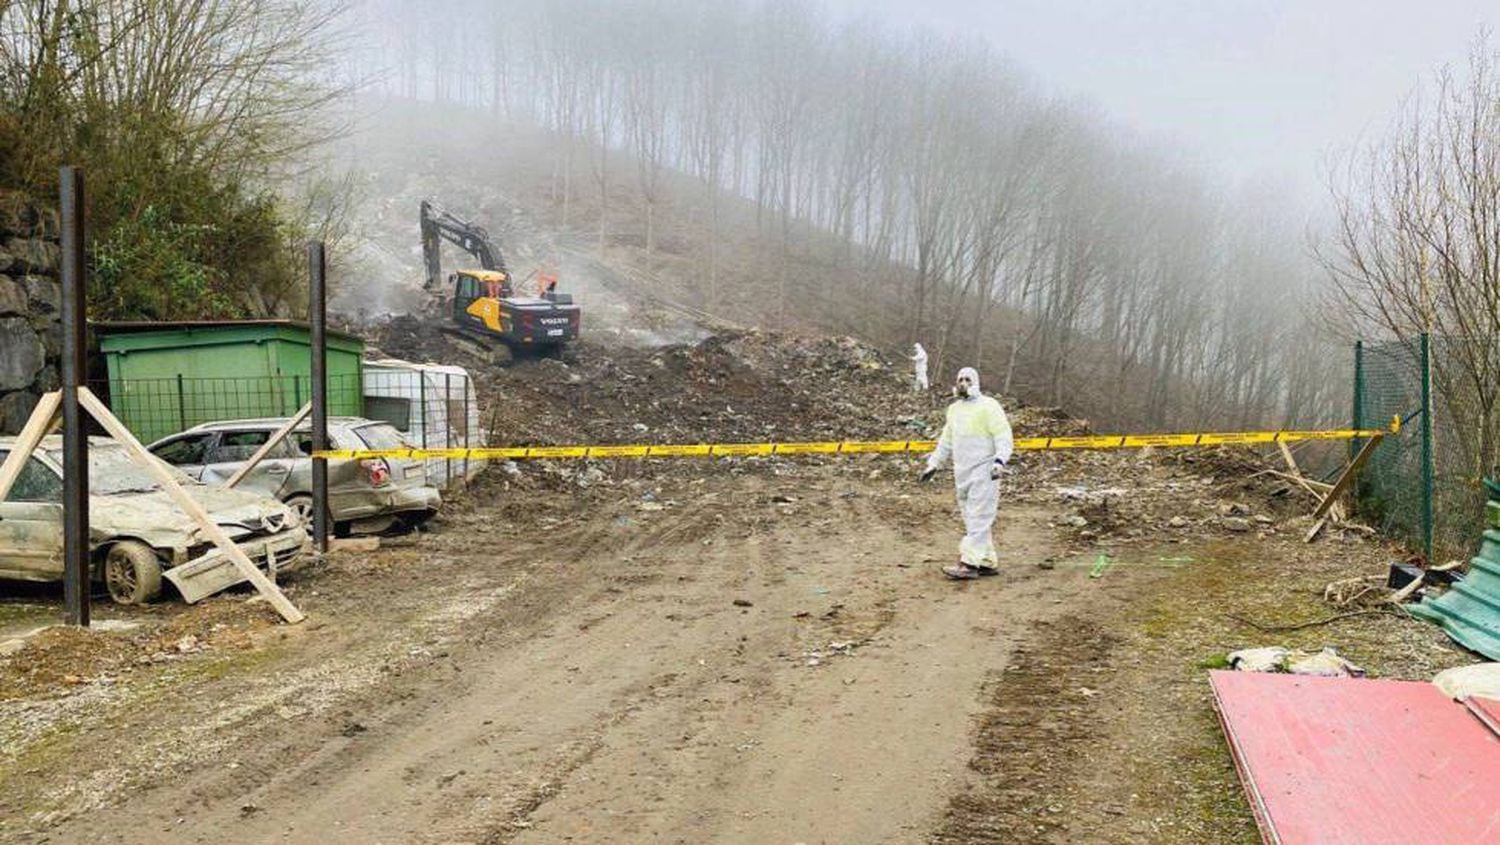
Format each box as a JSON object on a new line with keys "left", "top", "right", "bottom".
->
{"left": 45, "top": 445, "right": 198, "bottom": 495}
{"left": 353, "top": 424, "right": 411, "bottom": 451}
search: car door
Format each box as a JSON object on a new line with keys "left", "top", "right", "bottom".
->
{"left": 200, "top": 428, "right": 296, "bottom": 497}
{"left": 0, "top": 449, "right": 65, "bottom": 580}
{"left": 149, "top": 432, "right": 215, "bottom": 481}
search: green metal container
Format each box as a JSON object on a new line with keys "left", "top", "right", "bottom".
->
{"left": 97, "top": 320, "right": 365, "bottom": 443}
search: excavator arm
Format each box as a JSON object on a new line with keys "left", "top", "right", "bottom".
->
{"left": 420, "top": 200, "right": 508, "bottom": 290}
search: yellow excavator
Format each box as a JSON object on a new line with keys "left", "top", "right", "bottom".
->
{"left": 420, "top": 200, "right": 580, "bottom": 357}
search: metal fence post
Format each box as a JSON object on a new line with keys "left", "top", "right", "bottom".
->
{"left": 418, "top": 373, "right": 429, "bottom": 487}
{"left": 60, "top": 166, "right": 90, "bottom": 627}
{"left": 176, "top": 373, "right": 187, "bottom": 434}
{"left": 445, "top": 371, "right": 453, "bottom": 488}
{"left": 1350, "top": 340, "right": 1364, "bottom": 462}
{"left": 1421, "top": 332, "right": 1434, "bottom": 562}
{"left": 309, "top": 242, "right": 329, "bottom": 553}
{"left": 462, "top": 373, "right": 470, "bottom": 482}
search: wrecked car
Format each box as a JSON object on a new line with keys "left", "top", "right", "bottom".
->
{"left": 0, "top": 436, "right": 309, "bottom": 604}
{"left": 147, "top": 417, "right": 441, "bottom": 536}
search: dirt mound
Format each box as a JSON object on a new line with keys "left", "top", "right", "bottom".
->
{"left": 0, "top": 600, "right": 275, "bottom": 701}
{"left": 367, "top": 318, "right": 936, "bottom": 448}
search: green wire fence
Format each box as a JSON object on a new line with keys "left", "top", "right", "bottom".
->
{"left": 1355, "top": 334, "right": 1498, "bottom": 562}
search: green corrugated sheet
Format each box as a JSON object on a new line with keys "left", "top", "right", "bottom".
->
{"left": 1410, "top": 528, "right": 1500, "bottom": 660}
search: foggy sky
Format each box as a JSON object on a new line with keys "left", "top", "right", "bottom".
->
{"left": 829, "top": 0, "right": 1497, "bottom": 210}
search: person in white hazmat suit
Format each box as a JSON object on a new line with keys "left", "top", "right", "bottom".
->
{"left": 911, "top": 343, "right": 930, "bottom": 391}
{"left": 920, "top": 367, "right": 1014, "bottom": 580}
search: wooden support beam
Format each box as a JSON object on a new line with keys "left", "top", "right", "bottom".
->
{"left": 0, "top": 392, "right": 62, "bottom": 501}
{"left": 1312, "top": 435, "right": 1382, "bottom": 521}
{"left": 223, "top": 402, "right": 312, "bottom": 489}
{"left": 1277, "top": 440, "right": 1301, "bottom": 475}
{"left": 77, "top": 387, "right": 304, "bottom": 624}
{"left": 1304, "top": 435, "right": 1383, "bottom": 544}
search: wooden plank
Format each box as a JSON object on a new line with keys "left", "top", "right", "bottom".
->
{"left": 1265, "top": 469, "right": 1333, "bottom": 492}
{"left": 1304, "top": 517, "right": 1328, "bottom": 543}
{"left": 0, "top": 392, "right": 62, "bottom": 502}
{"left": 1210, "top": 671, "right": 1500, "bottom": 844}
{"left": 1311, "top": 435, "right": 1382, "bottom": 522}
{"left": 223, "top": 402, "right": 312, "bottom": 489}
{"left": 77, "top": 387, "right": 304, "bottom": 624}
{"left": 1276, "top": 440, "right": 1300, "bottom": 475}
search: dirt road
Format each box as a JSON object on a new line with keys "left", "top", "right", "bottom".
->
{"left": 4, "top": 467, "right": 1073, "bottom": 844}
{"left": 3, "top": 452, "right": 1478, "bottom": 844}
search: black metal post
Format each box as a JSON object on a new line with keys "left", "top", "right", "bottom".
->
{"left": 462, "top": 373, "right": 470, "bottom": 482}
{"left": 1420, "top": 333, "right": 1434, "bottom": 563}
{"left": 60, "top": 167, "right": 89, "bottom": 627}
{"left": 444, "top": 371, "right": 453, "bottom": 487}
{"left": 309, "top": 242, "right": 328, "bottom": 553}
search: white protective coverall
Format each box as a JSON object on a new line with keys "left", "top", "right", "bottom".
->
{"left": 911, "top": 343, "right": 930, "bottom": 391}
{"left": 925, "top": 367, "right": 1014, "bottom": 568}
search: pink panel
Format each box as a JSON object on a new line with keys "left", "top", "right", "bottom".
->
{"left": 1468, "top": 696, "right": 1500, "bottom": 738}
{"left": 1210, "top": 671, "right": 1500, "bottom": 845}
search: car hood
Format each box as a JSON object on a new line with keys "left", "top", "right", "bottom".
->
{"left": 91, "top": 487, "right": 298, "bottom": 546}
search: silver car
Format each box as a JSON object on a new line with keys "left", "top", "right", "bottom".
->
{"left": 0, "top": 437, "right": 308, "bottom": 604}
{"left": 147, "top": 417, "right": 442, "bottom": 535}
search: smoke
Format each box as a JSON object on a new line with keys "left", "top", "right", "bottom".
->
{"left": 322, "top": 97, "right": 708, "bottom": 348}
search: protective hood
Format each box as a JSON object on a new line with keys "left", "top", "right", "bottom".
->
{"left": 957, "top": 366, "right": 980, "bottom": 399}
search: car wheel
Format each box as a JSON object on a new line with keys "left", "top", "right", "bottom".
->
{"left": 285, "top": 494, "right": 317, "bottom": 526}
{"left": 287, "top": 495, "right": 342, "bottom": 537}
{"left": 104, "top": 541, "right": 163, "bottom": 605}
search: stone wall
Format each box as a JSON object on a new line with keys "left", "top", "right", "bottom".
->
{"left": 0, "top": 192, "right": 62, "bottom": 434}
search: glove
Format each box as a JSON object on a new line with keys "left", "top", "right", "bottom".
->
{"left": 919, "top": 467, "right": 937, "bottom": 483}
{"left": 990, "top": 460, "right": 1007, "bottom": 480}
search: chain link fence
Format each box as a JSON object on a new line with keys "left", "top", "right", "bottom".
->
{"left": 93, "top": 366, "right": 485, "bottom": 490}
{"left": 1355, "top": 334, "right": 1498, "bottom": 562}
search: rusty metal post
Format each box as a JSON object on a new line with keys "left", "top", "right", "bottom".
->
{"left": 308, "top": 242, "right": 329, "bottom": 553}
{"left": 59, "top": 167, "right": 90, "bottom": 626}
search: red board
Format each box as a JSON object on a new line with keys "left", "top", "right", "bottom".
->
{"left": 1469, "top": 696, "right": 1500, "bottom": 738}
{"left": 1209, "top": 670, "right": 1500, "bottom": 845}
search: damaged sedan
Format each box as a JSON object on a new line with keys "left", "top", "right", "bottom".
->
{"left": 0, "top": 436, "right": 309, "bottom": 605}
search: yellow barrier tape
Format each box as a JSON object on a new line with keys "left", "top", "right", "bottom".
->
{"left": 312, "top": 422, "right": 1396, "bottom": 462}
{"left": 647, "top": 444, "right": 712, "bottom": 457}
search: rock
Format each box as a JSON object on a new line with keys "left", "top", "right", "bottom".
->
{"left": 732, "top": 598, "right": 753, "bottom": 607}
{"left": 1221, "top": 516, "right": 1251, "bottom": 532}
{"left": 32, "top": 319, "right": 60, "bottom": 358}
{"left": 0, "top": 390, "right": 39, "bottom": 434}
{"left": 0, "top": 274, "right": 25, "bottom": 315}
{"left": 0, "top": 245, "right": 14, "bottom": 274}
{"left": 4, "top": 238, "right": 60, "bottom": 274}
{"left": 1253, "top": 514, "right": 1274, "bottom": 525}
{"left": 0, "top": 317, "right": 44, "bottom": 391}
{"left": 22, "top": 275, "right": 59, "bottom": 312}
{"left": 1062, "top": 514, "right": 1088, "bottom": 528}
{"left": 175, "top": 634, "right": 201, "bottom": 653}
{"left": 1168, "top": 515, "right": 1189, "bottom": 528}
{"left": 1218, "top": 502, "right": 1250, "bottom": 516}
